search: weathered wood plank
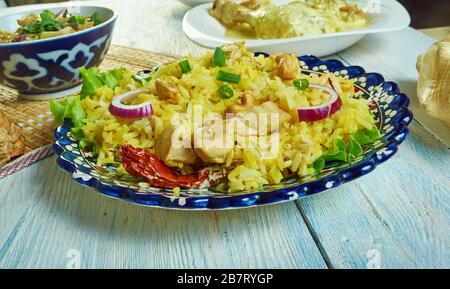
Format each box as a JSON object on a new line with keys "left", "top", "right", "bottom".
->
{"left": 0, "top": 157, "right": 327, "bottom": 269}
{"left": 106, "top": 0, "right": 209, "bottom": 57}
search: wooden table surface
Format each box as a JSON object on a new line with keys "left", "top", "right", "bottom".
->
{"left": 0, "top": 0, "right": 449, "bottom": 269}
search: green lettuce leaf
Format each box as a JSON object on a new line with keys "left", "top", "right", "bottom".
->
{"left": 80, "top": 67, "right": 125, "bottom": 99}
{"left": 312, "top": 157, "right": 325, "bottom": 174}
{"left": 323, "top": 138, "right": 347, "bottom": 162}
{"left": 80, "top": 67, "right": 104, "bottom": 99}
{"left": 51, "top": 67, "right": 126, "bottom": 152}
{"left": 347, "top": 135, "right": 363, "bottom": 158}
{"left": 51, "top": 95, "right": 85, "bottom": 126}
{"left": 50, "top": 95, "right": 86, "bottom": 141}
{"left": 50, "top": 99, "right": 67, "bottom": 123}
{"left": 104, "top": 68, "right": 125, "bottom": 89}
{"left": 351, "top": 127, "right": 380, "bottom": 146}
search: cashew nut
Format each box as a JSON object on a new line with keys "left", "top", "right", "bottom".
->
{"left": 276, "top": 53, "right": 300, "bottom": 80}
{"left": 226, "top": 91, "right": 254, "bottom": 114}
{"left": 155, "top": 79, "right": 180, "bottom": 104}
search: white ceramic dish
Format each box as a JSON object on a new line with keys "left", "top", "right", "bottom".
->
{"left": 183, "top": 0, "right": 411, "bottom": 56}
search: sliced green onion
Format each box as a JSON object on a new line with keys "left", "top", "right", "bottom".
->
{"left": 178, "top": 60, "right": 191, "bottom": 73}
{"left": 212, "top": 47, "right": 226, "bottom": 67}
{"left": 216, "top": 70, "right": 240, "bottom": 84}
{"left": 218, "top": 85, "right": 234, "bottom": 99}
{"left": 294, "top": 79, "right": 309, "bottom": 90}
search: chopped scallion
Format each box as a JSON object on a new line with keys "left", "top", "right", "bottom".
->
{"left": 294, "top": 79, "right": 309, "bottom": 90}
{"left": 218, "top": 85, "right": 234, "bottom": 99}
{"left": 212, "top": 47, "right": 226, "bottom": 67}
{"left": 216, "top": 70, "right": 240, "bottom": 84}
{"left": 178, "top": 60, "right": 191, "bottom": 73}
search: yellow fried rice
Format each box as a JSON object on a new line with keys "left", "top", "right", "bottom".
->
{"left": 81, "top": 43, "right": 375, "bottom": 192}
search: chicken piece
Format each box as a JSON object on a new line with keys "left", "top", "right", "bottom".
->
{"left": 154, "top": 79, "right": 179, "bottom": 104}
{"left": 210, "top": 0, "right": 256, "bottom": 28}
{"left": 210, "top": 0, "right": 369, "bottom": 39}
{"left": 276, "top": 53, "right": 300, "bottom": 80}
{"left": 193, "top": 119, "right": 234, "bottom": 163}
{"left": 154, "top": 126, "right": 197, "bottom": 166}
{"left": 237, "top": 101, "right": 291, "bottom": 136}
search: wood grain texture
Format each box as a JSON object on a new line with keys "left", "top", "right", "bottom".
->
{"left": 0, "top": 157, "right": 327, "bottom": 269}
{"left": 107, "top": 0, "right": 209, "bottom": 57}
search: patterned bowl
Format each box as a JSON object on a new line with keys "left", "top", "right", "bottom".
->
{"left": 0, "top": 5, "right": 117, "bottom": 99}
{"left": 53, "top": 54, "right": 413, "bottom": 210}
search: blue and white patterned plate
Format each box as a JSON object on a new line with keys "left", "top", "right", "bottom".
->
{"left": 53, "top": 54, "right": 413, "bottom": 210}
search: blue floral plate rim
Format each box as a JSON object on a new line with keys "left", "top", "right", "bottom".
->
{"left": 53, "top": 54, "right": 413, "bottom": 210}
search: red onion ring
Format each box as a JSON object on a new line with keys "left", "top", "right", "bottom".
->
{"left": 297, "top": 84, "right": 342, "bottom": 122}
{"left": 109, "top": 89, "right": 153, "bottom": 119}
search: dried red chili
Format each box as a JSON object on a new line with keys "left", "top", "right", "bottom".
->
{"left": 121, "top": 144, "right": 209, "bottom": 189}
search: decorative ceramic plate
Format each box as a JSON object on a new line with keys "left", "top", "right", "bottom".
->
{"left": 53, "top": 54, "right": 413, "bottom": 210}
{"left": 183, "top": 0, "right": 410, "bottom": 56}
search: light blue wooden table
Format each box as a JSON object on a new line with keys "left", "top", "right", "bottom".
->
{"left": 0, "top": 0, "right": 449, "bottom": 269}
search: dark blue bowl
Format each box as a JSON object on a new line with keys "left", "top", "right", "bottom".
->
{"left": 0, "top": 5, "right": 117, "bottom": 98}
